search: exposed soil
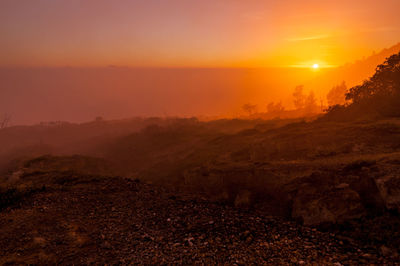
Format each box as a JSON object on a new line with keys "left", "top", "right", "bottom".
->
{"left": 1, "top": 174, "right": 399, "bottom": 265}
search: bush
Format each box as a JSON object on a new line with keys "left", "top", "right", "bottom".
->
{"left": 0, "top": 185, "right": 45, "bottom": 211}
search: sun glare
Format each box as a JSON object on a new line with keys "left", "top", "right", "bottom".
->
{"left": 312, "top": 63, "right": 319, "bottom": 69}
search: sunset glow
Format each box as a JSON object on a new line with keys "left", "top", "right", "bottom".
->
{"left": 0, "top": 0, "right": 400, "bottom": 124}
{"left": 0, "top": 0, "right": 399, "bottom": 68}
{"left": 1, "top": 2, "right": 400, "bottom": 263}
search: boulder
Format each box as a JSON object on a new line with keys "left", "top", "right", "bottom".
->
{"left": 291, "top": 183, "right": 365, "bottom": 226}
{"left": 349, "top": 175, "right": 386, "bottom": 212}
{"left": 234, "top": 189, "right": 252, "bottom": 208}
{"left": 8, "top": 170, "right": 24, "bottom": 182}
{"left": 375, "top": 174, "right": 400, "bottom": 212}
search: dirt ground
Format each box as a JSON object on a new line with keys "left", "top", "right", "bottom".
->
{"left": 0, "top": 174, "right": 398, "bottom": 265}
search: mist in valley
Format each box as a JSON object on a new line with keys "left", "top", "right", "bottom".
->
{"left": 2, "top": 53, "right": 400, "bottom": 265}
{"left": 1, "top": 0, "right": 400, "bottom": 264}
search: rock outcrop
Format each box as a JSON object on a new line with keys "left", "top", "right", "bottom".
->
{"left": 375, "top": 174, "right": 400, "bottom": 212}
{"left": 291, "top": 183, "right": 365, "bottom": 226}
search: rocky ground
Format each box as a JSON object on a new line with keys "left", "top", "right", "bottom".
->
{"left": 1, "top": 170, "right": 399, "bottom": 265}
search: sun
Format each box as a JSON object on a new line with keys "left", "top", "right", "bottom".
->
{"left": 312, "top": 63, "right": 319, "bottom": 69}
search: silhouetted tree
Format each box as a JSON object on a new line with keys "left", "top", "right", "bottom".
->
{"left": 293, "top": 85, "right": 306, "bottom": 110}
{"left": 95, "top": 116, "right": 104, "bottom": 122}
{"left": 242, "top": 103, "right": 257, "bottom": 116}
{"left": 293, "top": 86, "right": 320, "bottom": 114}
{"left": 325, "top": 52, "right": 400, "bottom": 120}
{"left": 327, "top": 81, "right": 347, "bottom": 106}
{"left": 266, "top": 101, "right": 285, "bottom": 115}
{"left": 345, "top": 52, "right": 400, "bottom": 116}
{"left": 304, "top": 91, "right": 319, "bottom": 114}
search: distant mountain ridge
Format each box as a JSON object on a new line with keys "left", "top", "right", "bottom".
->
{"left": 308, "top": 43, "right": 400, "bottom": 96}
{"left": 340, "top": 42, "right": 400, "bottom": 81}
{"left": 345, "top": 42, "right": 400, "bottom": 69}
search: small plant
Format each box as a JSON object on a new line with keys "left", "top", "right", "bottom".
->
{"left": 0, "top": 113, "right": 11, "bottom": 129}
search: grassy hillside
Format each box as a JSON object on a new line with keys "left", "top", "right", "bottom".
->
{"left": 2, "top": 116, "right": 400, "bottom": 223}
{"left": 100, "top": 117, "right": 400, "bottom": 226}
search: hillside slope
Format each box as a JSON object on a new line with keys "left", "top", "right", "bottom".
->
{"left": 104, "top": 118, "right": 400, "bottom": 225}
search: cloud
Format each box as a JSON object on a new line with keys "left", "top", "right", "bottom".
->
{"left": 286, "top": 34, "right": 331, "bottom": 42}
{"left": 241, "top": 12, "right": 265, "bottom": 21}
{"left": 362, "top": 26, "right": 397, "bottom": 33}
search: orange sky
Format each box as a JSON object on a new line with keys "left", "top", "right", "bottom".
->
{"left": 1, "top": 0, "right": 400, "bottom": 124}
{"left": 1, "top": 0, "right": 399, "bottom": 68}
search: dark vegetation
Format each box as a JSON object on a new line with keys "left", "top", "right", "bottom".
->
{"left": 241, "top": 85, "right": 323, "bottom": 120}
{"left": 1, "top": 52, "right": 400, "bottom": 263}
{"left": 325, "top": 51, "right": 400, "bottom": 120}
{"left": 0, "top": 186, "right": 43, "bottom": 212}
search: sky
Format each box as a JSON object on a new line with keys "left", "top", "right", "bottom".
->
{"left": 1, "top": 0, "right": 400, "bottom": 124}
{"left": 1, "top": 0, "right": 400, "bottom": 68}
